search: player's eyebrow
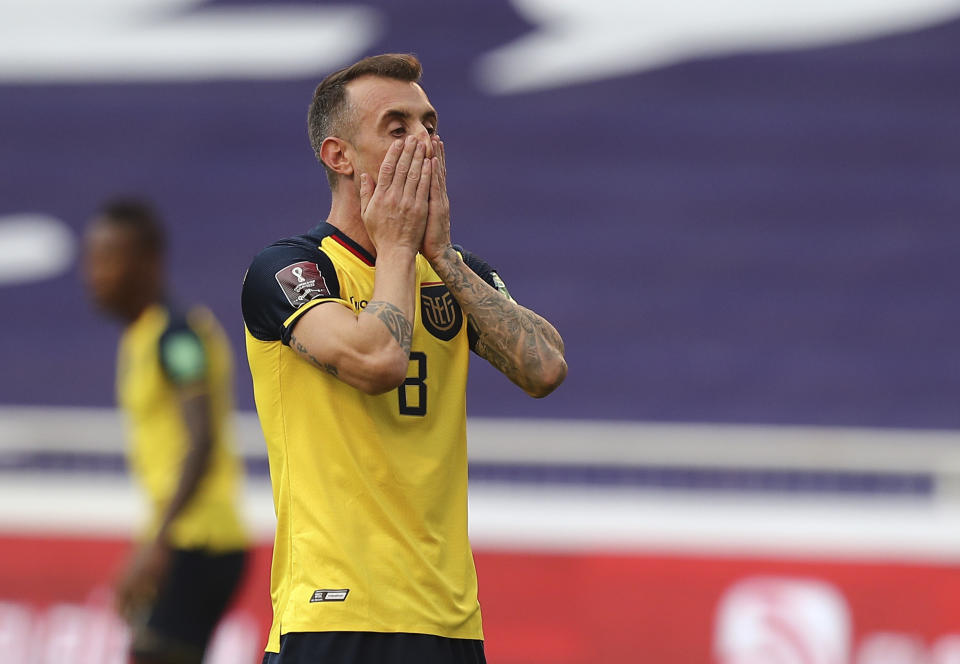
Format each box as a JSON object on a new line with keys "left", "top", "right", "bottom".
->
{"left": 379, "top": 107, "right": 438, "bottom": 127}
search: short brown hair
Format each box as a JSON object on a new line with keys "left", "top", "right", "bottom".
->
{"left": 308, "top": 53, "right": 423, "bottom": 189}
{"left": 98, "top": 196, "right": 166, "bottom": 256}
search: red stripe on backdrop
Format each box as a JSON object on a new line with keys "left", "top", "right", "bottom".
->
{"left": 0, "top": 536, "right": 272, "bottom": 614}
{"left": 0, "top": 535, "right": 132, "bottom": 602}
{"left": 477, "top": 551, "right": 960, "bottom": 664}
{"left": 3, "top": 536, "right": 960, "bottom": 663}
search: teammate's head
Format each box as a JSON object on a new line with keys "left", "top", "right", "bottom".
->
{"left": 83, "top": 197, "right": 166, "bottom": 320}
{"left": 308, "top": 53, "right": 435, "bottom": 191}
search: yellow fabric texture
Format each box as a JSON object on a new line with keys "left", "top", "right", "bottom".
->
{"left": 117, "top": 303, "right": 248, "bottom": 552}
{"left": 245, "top": 237, "right": 482, "bottom": 652}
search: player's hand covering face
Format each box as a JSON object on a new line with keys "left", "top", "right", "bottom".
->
{"left": 344, "top": 76, "right": 438, "bottom": 251}
{"left": 421, "top": 135, "right": 451, "bottom": 262}
{"left": 358, "top": 135, "right": 431, "bottom": 255}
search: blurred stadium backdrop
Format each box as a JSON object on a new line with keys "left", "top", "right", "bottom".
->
{"left": 2, "top": 1, "right": 960, "bottom": 662}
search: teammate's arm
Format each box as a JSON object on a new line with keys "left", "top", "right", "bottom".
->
{"left": 423, "top": 138, "right": 567, "bottom": 398}
{"left": 157, "top": 386, "right": 213, "bottom": 541}
{"left": 116, "top": 332, "right": 213, "bottom": 620}
{"left": 288, "top": 136, "right": 431, "bottom": 395}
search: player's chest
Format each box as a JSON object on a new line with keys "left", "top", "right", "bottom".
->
{"left": 116, "top": 340, "right": 168, "bottom": 414}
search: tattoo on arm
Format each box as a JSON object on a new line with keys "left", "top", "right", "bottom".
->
{"left": 363, "top": 301, "right": 413, "bottom": 355}
{"left": 289, "top": 333, "right": 339, "bottom": 377}
{"left": 433, "top": 247, "right": 565, "bottom": 393}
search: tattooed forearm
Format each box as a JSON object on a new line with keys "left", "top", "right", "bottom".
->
{"left": 363, "top": 301, "right": 413, "bottom": 355}
{"left": 289, "top": 333, "right": 339, "bottom": 377}
{"left": 431, "top": 247, "right": 566, "bottom": 397}
{"left": 471, "top": 323, "right": 518, "bottom": 376}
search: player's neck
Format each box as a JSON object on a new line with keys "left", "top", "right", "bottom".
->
{"left": 327, "top": 186, "right": 377, "bottom": 260}
{"left": 121, "top": 289, "right": 164, "bottom": 325}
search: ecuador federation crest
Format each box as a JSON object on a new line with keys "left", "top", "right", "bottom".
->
{"left": 420, "top": 284, "right": 463, "bottom": 341}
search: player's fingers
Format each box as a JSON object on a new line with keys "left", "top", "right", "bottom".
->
{"left": 404, "top": 141, "right": 426, "bottom": 198}
{"left": 429, "top": 156, "right": 442, "bottom": 201}
{"left": 415, "top": 156, "right": 432, "bottom": 202}
{"left": 377, "top": 139, "right": 404, "bottom": 189}
{"left": 437, "top": 140, "right": 447, "bottom": 190}
{"left": 432, "top": 142, "right": 445, "bottom": 197}
{"left": 392, "top": 136, "right": 418, "bottom": 190}
{"left": 359, "top": 173, "right": 372, "bottom": 214}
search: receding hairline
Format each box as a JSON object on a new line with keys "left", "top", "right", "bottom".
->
{"left": 339, "top": 75, "right": 437, "bottom": 136}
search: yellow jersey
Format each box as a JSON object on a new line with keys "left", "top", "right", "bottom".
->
{"left": 117, "top": 302, "right": 248, "bottom": 552}
{"left": 242, "top": 222, "right": 507, "bottom": 651}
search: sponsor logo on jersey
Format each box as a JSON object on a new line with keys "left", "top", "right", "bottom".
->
{"left": 310, "top": 589, "right": 350, "bottom": 603}
{"left": 420, "top": 285, "right": 462, "bottom": 341}
{"left": 275, "top": 261, "right": 331, "bottom": 308}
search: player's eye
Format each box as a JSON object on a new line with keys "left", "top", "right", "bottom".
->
{"left": 390, "top": 126, "right": 405, "bottom": 137}
{"left": 425, "top": 125, "right": 436, "bottom": 136}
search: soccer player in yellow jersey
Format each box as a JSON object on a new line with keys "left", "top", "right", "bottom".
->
{"left": 242, "top": 53, "right": 567, "bottom": 664}
{"left": 83, "top": 198, "right": 248, "bottom": 664}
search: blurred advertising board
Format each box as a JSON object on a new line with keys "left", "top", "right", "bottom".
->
{"left": 4, "top": 535, "right": 960, "bottom": 664}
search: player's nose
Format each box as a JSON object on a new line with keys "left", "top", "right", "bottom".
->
{"left": 412, "top": 125, "right": 434, "bottom": 158}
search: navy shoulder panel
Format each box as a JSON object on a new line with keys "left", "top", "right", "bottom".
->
{"left": 242, "top": 229, "right": 341, "bottom": 343}
{"left": 158, "top": 307, "right": 207, "bottom": 385}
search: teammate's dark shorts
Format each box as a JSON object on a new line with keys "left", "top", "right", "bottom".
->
{"left": 131, "top": 547, "right": 247, "bottom": 664}
{"left": 261, "top": 632, "right": 486, "bottom": 664}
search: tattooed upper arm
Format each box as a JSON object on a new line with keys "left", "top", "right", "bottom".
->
{"left": 289, "top": 331, "right": 339, "bottom": 377}
{"left": 282, "top": 295, "right": 413, "bottom": 395}
{"left": 363, "top": 300, "right": 413, "bottom": 355}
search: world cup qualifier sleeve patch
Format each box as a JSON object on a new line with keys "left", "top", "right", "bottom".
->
{"left": 275, "top": 261, "right": 332, "bottom": 308}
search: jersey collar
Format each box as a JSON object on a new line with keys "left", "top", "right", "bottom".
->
{"left": 311, "top": 222, "right": 376, "bottom": 267}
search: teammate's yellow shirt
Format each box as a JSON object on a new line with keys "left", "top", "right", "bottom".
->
{"left": 117, "top": 302, "right": 248, "bottom": 552}
{"left": 242, "top": 223, "right": 507, "bottom": 652}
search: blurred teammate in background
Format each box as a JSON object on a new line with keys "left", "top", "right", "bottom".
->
{"left": 83, "top": 198, "right": 249, "bottom": 664}
{"left": 242, "top": 53, "right": 567, "bottom": 663}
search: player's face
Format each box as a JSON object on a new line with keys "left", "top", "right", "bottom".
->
{"left": 82, "top": 220, "right": 148, "bottom": 316}
{"left": 344, "top": 76, "right": 438, "bottom": 190}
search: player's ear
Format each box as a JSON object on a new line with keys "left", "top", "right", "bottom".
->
{"left": 320, "top": 137, "right": 353, "bottom": 178}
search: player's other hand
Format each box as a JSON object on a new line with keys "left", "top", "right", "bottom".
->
{"left": 422, "top": 136, "right": 452, "bottom": 264}
{"left": 114, "top": 539, "right": 170, "bottom": 623}
{"left": 359, "top": 135, "right": 431, "bottom": 256}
